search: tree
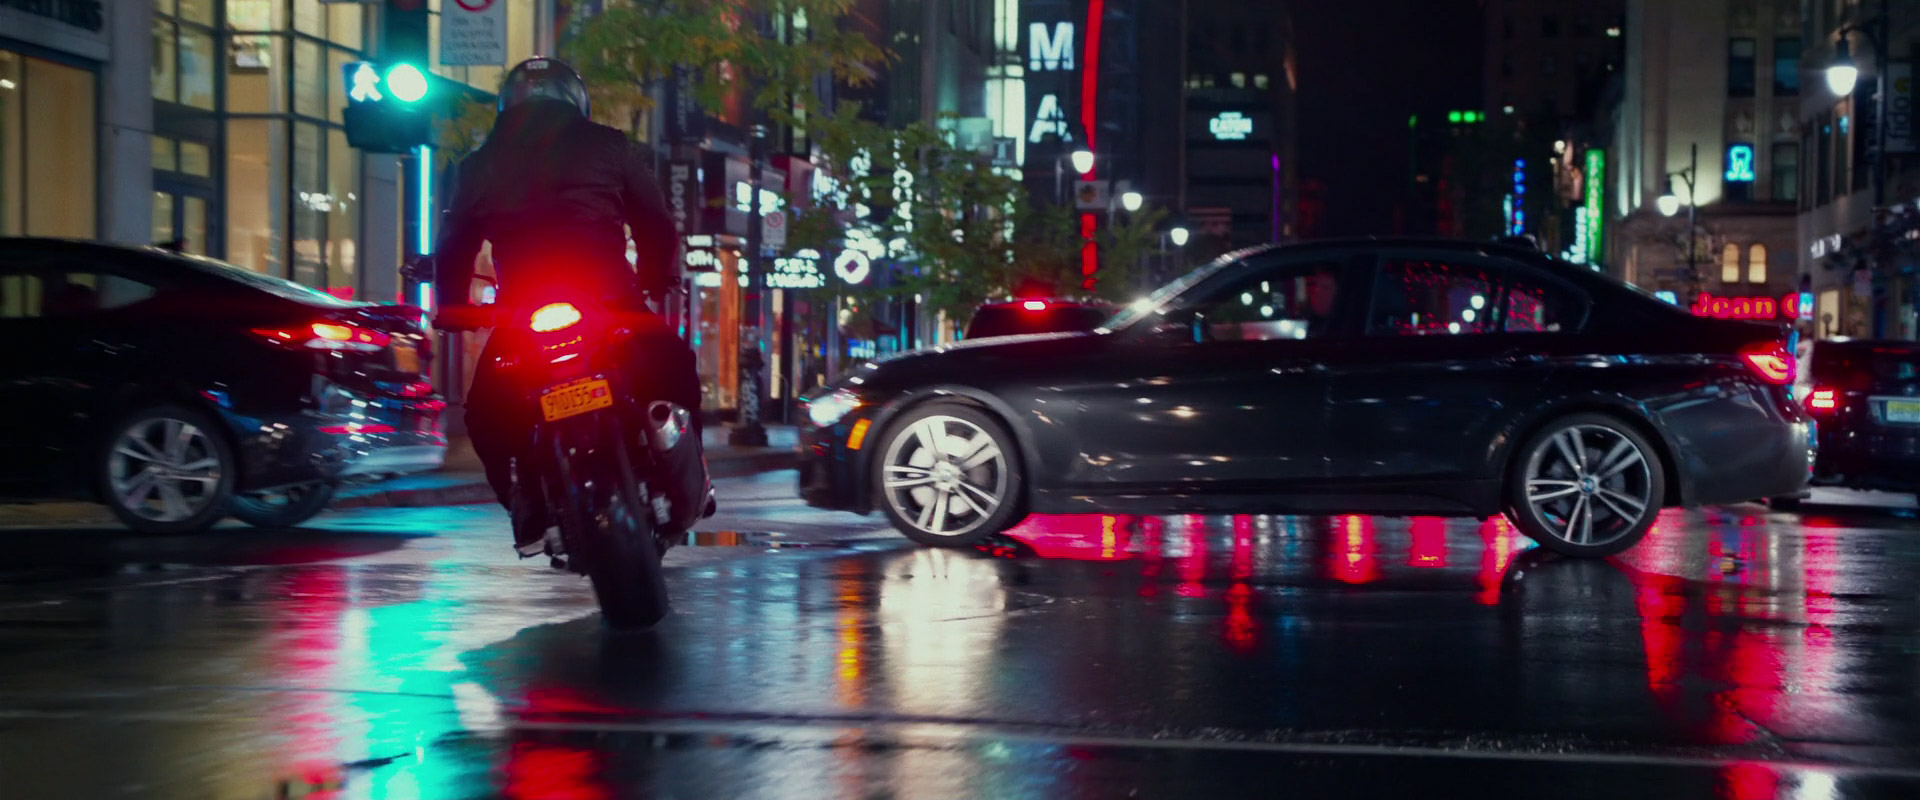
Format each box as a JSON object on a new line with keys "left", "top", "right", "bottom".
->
{"left": 561, "top": 0, "right": 886, "bottom": 135}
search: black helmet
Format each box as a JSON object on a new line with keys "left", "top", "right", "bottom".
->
{"left": 498, "top": 57, "right": 591, "bottom": 117}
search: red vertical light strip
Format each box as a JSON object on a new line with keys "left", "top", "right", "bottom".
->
{"left": 1081, "top": 0, "right": 1105, "bottom": 176}
{"left": 1080, "top": 214, "right": 1099, "bottom": 283}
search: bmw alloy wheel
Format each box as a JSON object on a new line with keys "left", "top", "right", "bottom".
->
{"left": 879, "top": 412, "right": 1014, "bottom": 545}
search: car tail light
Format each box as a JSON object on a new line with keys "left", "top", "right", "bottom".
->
{"left": 531, "top": 302, "right": 583, "bottom": 332}
{"left": 1022, "top": 300, "right": 1048, "bottom": 311}
{"left": 1739, "top": 342, "right": 1794, "bottom": 384}
{"left": 1807, "top": 388, "right": 1838, "bottom": 412}
{"left": 254, "top": 321, "right": 391, "bottom": 352}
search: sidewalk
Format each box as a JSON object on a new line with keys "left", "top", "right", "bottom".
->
{"left": 331, "top": 425, "right": 799, "bottom": 510}
{"left": 0, "top": 426, "right": 799, "bottom": 526}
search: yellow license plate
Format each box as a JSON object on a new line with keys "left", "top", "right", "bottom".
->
{"left": 540, "top": 377, "right": 614, "bottom": 422}
{"left": 393, "top": 343, "right": 420, "bottom": 373}
{"left": 1888, "top": 399, "right": 1920, "bottom": 424}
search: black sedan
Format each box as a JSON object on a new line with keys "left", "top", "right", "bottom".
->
{"left": 0, "top": 238, "right": 446, "bottom": 533}
{"left": 1786, "top": 338, "right": 1920, "bottom": 504}
{"left": 799, "top": 239, "right": 1812, "bottom": 558}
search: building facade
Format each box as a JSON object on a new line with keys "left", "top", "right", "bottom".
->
{"left": 1182, "top": 0, "right": 1296, "bottom": 255}
{"left": 1608, "top": 0, "right": 1803, "bottom": 321}
{"left": 1797, "top": 0, "right": 1920, "bottom": 341}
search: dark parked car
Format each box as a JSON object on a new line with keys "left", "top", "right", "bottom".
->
{"left": 1782, "top": 338, "right": 1920, "bottom": 504}
{"left": 963, "top": 298, "right": 1112, "bottom": 340}
{"left": 799, "top": 239, "right": 1812, "bottom": 558}
{"left": 0, "top": 238, "right": 446, "bottom": 532}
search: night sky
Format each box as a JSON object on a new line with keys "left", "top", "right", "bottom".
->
{"left": 1292, "top": 0, "right": 1485, "bottom": 236}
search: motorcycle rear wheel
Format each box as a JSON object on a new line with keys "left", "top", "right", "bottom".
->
{"left": 552, "top": 416, "right": 671, "bottom": 630}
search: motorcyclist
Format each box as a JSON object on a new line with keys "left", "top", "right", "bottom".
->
{"left": 432, "top": 57, "right": 705, "bottom": 558}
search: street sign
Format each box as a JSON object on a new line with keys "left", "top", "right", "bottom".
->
{"left": 1073, "top": 180, "right": 1111, "bottom": 211}
{"left": 763, "top": 209, "right": 788, "bottom": 250}
{"left": 441, "top": 0, "right": 507, "bottom": 66}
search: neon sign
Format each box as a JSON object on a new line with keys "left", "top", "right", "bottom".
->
{"left": 1509, "top": 159, "right": 1526, "bottom": 235}
{"left": 1689, "top": 292, "right": 1803, "bottom": 320}
{"left": 1583, "top": 149, "right": 1604, "bottom": 264}
{"left": 1028, "top": 93, "right": 1070, "bottom": 143}
{"left": 1724, "top": 144, "right": 1755, "bottom": 182}
{"left": 1209, "top": 111, "right": 1253, "bottom": 140}
{"left": 1028, "top": 22, "right": 1074, "bottom": 71}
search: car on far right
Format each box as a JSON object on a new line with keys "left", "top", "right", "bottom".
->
{"left": 1786, "top": 338, "right": 1920, "bottom": 505}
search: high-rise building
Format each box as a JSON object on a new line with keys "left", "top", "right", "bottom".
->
{"left": 1608, "top": 0, "right": 1803, "bottom": 320}
{"left": 1182, "top": 0, "right": 1297, "bottom": 254}
{"left": 1483, "top": 0, "right": 1626, "bottom": 121}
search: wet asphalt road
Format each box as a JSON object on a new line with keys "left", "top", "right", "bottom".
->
{"left": 2, "top": 475, "right": 1919, "bottom": 799}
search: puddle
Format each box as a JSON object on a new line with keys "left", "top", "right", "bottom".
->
{"left": 679, "top": 531, "right": 854, "bottom": 549}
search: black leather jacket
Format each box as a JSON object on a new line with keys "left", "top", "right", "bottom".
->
{"left": 434, "top": 99, "right": 679, "bottom": 311}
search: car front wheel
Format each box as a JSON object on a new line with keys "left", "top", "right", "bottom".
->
{"left": 874, "top": 403, "right": 1024, "bottom": 547}
{"left": 99, "top": 404, "right": 236, "bottom": 535}
{"left": 1505, "top": 413, "right": 1665, "bottom": 558}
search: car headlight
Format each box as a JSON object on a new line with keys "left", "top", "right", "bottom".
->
{"left": 806, "top": 389, "right": 861, "bottom": 428}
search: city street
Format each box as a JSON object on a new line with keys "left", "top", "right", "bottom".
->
{"left": 0, "top": 475, "right": 1918, "bottom": 798}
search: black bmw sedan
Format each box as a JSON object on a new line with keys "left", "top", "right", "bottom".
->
{"left": 798, "top": 239, "right": 1813, "bottom": 558}
{"left": 0, "top": 238, "right": 445, "bottom": 533}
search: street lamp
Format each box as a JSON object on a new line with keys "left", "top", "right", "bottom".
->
{"left": 1826, "top": 37, "right": 1860, "bottom": 95}
{"left": 1070, "top": 149, "right": 1096, "bottom": 175}
{"left": 1055, "top": 149, "right": 1097, "bottom": 206}
{"left": 1120, "top": 191, "right": 1144, "bottom": 212}
{"left": 1169, "top": 225, "right": 1190, "bottom": 247}
{"left": 1656, "top": 193, "right": 1683, "bottom": 217}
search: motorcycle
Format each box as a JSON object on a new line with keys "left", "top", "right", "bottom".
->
{"left": 440, "top": 281, "right": 712, "bottom": 630}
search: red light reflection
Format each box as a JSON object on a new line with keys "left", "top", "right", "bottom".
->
{"left": 1475, "top": 517, "right": 1522, "bottom": 605}
{"left": 1176, "top": 517, "right": 1209, "bottom": 597}
{"left": 1408, "top": 517, "right": 1448, "bottom": 568}
{"left": 504, "top": 740, "right": 609, "bottom": 800}
{"left": 1330, "top": 515, "right": 1380, "bottom": 584}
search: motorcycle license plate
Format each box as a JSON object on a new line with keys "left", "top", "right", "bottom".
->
{"left": 540, "top": 377, "right": 614, "bottom": 422}
{"left": 392, "top": 343, "right": 420, "bottom": 373}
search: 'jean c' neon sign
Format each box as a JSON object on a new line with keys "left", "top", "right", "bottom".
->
{"left": 1690, "top": 292, "right": 1800, "bottom": 320}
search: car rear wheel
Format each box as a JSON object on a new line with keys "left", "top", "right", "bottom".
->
{"left": 1505, "top": 413, "right": 1665, "bottom": 558}
{"left": 875, "top": 403, "right": 1024, "bottom": 547}
{"left": 100, "top": 405, "right": 236, "bottom": 535}
{"left": 228, "top": 482, "right": 337, "bottom": 528}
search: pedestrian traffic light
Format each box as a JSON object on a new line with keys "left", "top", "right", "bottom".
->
{"left": 342, "top": 61, "right": 433, "bottom": 153}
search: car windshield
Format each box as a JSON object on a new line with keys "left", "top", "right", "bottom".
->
{"left": 1101, "top": 257, "right": 1237, "bottom": 329}
{"left": 163, "top": 250, "right": 361, "bottom": 308}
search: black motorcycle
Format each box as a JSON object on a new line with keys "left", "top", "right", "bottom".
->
{"left": 442, "top": 287, "right": 710, "bottom": 630}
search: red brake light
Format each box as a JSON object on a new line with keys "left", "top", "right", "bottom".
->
{"left": 1738, "top": 343, "right": 1794, "bottom": 385}
{"left": 1021, "top": 300, "right": 1048, "bottom": 311}
{"left": 531, "top": 302, "right": 583, "bottom": 333}
{"left": 253, "top": 321, "right": 389, "bottom": 351}
{"left": 1807, "top": 388, "right": 1838, "bottom": 412}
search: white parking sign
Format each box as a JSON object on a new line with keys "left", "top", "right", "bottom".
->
{"left": 441, "top": 0, "right": 507, "bottom": 67}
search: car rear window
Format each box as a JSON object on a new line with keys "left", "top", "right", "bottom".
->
{"left": 1811, "top": 345, "right": 1920, "bottom": 390}
{"left": 965, "top": 306, "right": 1108, "bottom": 339}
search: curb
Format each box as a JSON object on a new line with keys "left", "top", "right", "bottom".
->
{"left": 329, "top": 450, "right": 799, "bottom": 510}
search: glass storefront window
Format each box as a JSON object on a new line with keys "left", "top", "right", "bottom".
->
{"left": 326, "top": 129, "right": 359, "bottom": 292}
{"left": 181, "top": 27, "right": 217, "bottom": 109}
{"left": 327, "top": 4, "right": 364, "bottom": 50}
{"left": 152, "top": 192, "right": 176, "bottom": 243}
{"left": 294, "top": 0, "right": 323, "bottom": 35}
{"left": 227, "top": 0, "right": 282, "bottom": 30}
{"left": 153, "top": 20, "right": 179, "bottom": 102}
{"left": 227, "top": 119, "right": 287, "bottom": 274}
{"left": 178, "top": 0, "right": 215, "bottom": 25}
{"left": 181, "top": 141, "right": 212, "bottom": 176}
{"left": 227, "top": 34, "right": 286, "bottom": 112}
{"left": 7, "top": 57, "right": 97, "bottom": 238}
{"left": 184, "top": 196, "right": 208, "bottom": 254}
{"left": 327, "top": 48, "right": 354, "bottom": 124}
{"left": 292, "top": 122, "right": 325, "bottom": 286}
{"left": 293, "top": 38, "right": 324, "bottom": 118}
{"left": 152, "top": 137, "right": 178, "bottom": 172}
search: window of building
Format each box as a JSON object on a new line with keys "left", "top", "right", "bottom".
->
{"left": 152, "top": 20, "right": 178, "bottom": 103}
{"left": 153, "top": 4, "right": 216, "bottom": 110}
{"left": 1748, "top": 244, "right": 1767, "bottom": 283}
{"left": 1254, "top": 74, "right": 1270, "bottom": 90}
{"left": 226, "top": 118, "right": 287, "bottom": 275}
{"left": 1231, "top": 72, "right": 1246, "bottom": 88}
{"left": 1772, "top": 143, "right": 1799, "bottom": 202}
{"left": 1542, "top": 15, "right": 1560, "bottom": 37}
{"left": 1729, "top": 39, "right": 1757, "bottom": 97}
{"left": 0, "top": 53, "right": 97, "bottom": 238}
{"left": 1835, "top": 109, "right": 1852, "bottom": 197}
{"left": 1721, "top": 244, "right": 1741, "bottom": 285}
{"left": 1774, "top": 37, "right": 1802, "bottom": 95}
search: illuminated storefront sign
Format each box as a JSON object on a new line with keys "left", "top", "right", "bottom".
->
{"left": 1582, "top": 148, "right": 1604, "bottom": 264}
{"left": 1028, "top": 22, "right": 1073, "bottom": 70}
{"left": 1209, "top": 111, "right": 1253, "bottom": 141}
{"left": 1689, "top": 292, "right": 1804, "bottom": 320}
{"left": 1509, "top": 159, "right": 1526, "bottom": 235}
{"left": 1029, "top": 93, "right": 1070, "bottom": 143}
{"left": 1724, "top": 144, "right": 1755, "bottom": 182}
{"left": 770, "top": 250, "right": 826, "bottom": 289}
{"left": 833, "top": 249, "right": 872, "bottom": 284}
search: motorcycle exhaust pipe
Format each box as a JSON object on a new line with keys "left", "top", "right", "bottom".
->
{"left": 647, "top": 401, "right": 690, "bottom": 452}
